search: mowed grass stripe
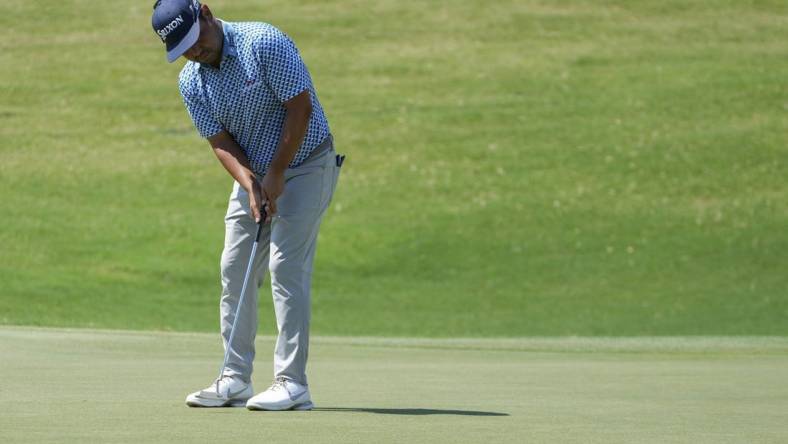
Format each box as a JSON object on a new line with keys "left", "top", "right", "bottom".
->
{"left": 3, "top": 326, "right": 788, "bottom": 354}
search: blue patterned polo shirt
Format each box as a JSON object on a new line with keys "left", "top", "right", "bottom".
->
{"left": 178, "top": 21, "right": 330, "bottom": 174}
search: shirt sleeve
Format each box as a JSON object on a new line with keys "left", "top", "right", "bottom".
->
{"left": 179, "top": 75, "right": 223, "bottom": 139}
{"left": 257, "top": 29, "right": 312, "bottom": 103}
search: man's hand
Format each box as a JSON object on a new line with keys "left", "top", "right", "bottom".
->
{"left": 247, "top": 177, "right": 266, "bottom": 224}
{"left": 260, "top": 169, "right": 285, "bottom": 223}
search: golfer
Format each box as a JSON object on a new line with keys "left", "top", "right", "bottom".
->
{"left": 152, "top": 0, "right": 342, "bottom": 410}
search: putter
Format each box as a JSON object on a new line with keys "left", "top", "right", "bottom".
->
{"left": 215, "top": 205, "right": 266, "bottom": 396}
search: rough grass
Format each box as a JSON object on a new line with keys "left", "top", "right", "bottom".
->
{"left": 0, "top": 1, "right": 786, "bottom": 335}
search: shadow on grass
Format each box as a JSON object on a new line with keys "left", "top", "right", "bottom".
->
{"left": 314, "top": 407, "right": 509, "bottom": 416}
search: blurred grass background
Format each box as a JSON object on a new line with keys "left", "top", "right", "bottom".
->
{"left": 0, "top": 0, "right": 786, "bottom": 336}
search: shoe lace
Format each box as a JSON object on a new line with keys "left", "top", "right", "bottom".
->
{"left": 268, "top": 377, "right": 288, "bottom": 392}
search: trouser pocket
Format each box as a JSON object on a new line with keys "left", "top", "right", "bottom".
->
{"left": 334, "top": 153, "right": 345, "bottom": 184}
{"left": 332, "top": 153, "right": 344, "bottom": 193}
{"left": 316, "top": 153, "right": 343, "bottom": 213}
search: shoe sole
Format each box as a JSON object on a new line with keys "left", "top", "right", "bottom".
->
{"left": 293, "top": 401, "right": 314, "bottom": 411}
{"left": 246, "top": 400, "right": 315, "bottom": 411}
{"left": 186, "top": 398, "right": 250, "bottom": 408}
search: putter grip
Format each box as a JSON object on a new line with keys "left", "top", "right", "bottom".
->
{"left": 255, "top": 207, "right": 266, "bottom": 241}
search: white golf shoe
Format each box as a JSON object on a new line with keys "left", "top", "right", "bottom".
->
{"left": 185, "top": 375, "right": 253, "bottom": 407}
{"left": 246, "top": 377, "right": 314, "bottom": 411}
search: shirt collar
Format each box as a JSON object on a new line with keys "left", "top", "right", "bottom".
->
{"left": 219, "top": 20, "right": 238, "bottom": 60}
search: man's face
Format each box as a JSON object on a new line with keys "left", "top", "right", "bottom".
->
{"left": 182, "top": 16, "right": 222, "bottom": 65}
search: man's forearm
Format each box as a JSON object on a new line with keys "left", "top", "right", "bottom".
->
{"left": 269, "top": 90, "right": 312, "bottom": 173}
{"left": 208, "top": 131, "right": 257, "bottom": 191}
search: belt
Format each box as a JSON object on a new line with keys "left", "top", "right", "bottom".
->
{"left": 302, "top": 134, "right": 333, "bottom": 162}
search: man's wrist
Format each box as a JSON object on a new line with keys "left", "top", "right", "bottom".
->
{"left": 239, "top": 173, "right": 258, "bottom": 192}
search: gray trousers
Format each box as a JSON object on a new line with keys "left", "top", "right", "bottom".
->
{"left": 219, "top": 137, "right": 340, "bottom": 386}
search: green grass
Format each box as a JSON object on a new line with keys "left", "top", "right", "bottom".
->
{"left": 1, "top": 327, "right": 787, "bottom": 443}
{"left": 0, "top": 1, "right": 786, "bottom": 335}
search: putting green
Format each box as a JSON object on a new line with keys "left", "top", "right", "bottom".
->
{"left": 1, "top": 327, "right": 786, "bottom": 443}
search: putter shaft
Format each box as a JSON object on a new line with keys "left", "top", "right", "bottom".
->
{"left": 216, "top": 208, "right": 266, "bottom": 394}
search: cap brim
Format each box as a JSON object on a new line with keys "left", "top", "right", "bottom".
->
{"left": 166, "top": 19, "right": 200, "bottom": 63}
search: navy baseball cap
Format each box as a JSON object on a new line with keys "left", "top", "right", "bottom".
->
{"left": 152, "top": 0, "right": 201, "bottom": 63}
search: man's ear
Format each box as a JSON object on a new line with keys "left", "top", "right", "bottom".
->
{"left": 200, "top": 4, "right": 213, "bottom": 21}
